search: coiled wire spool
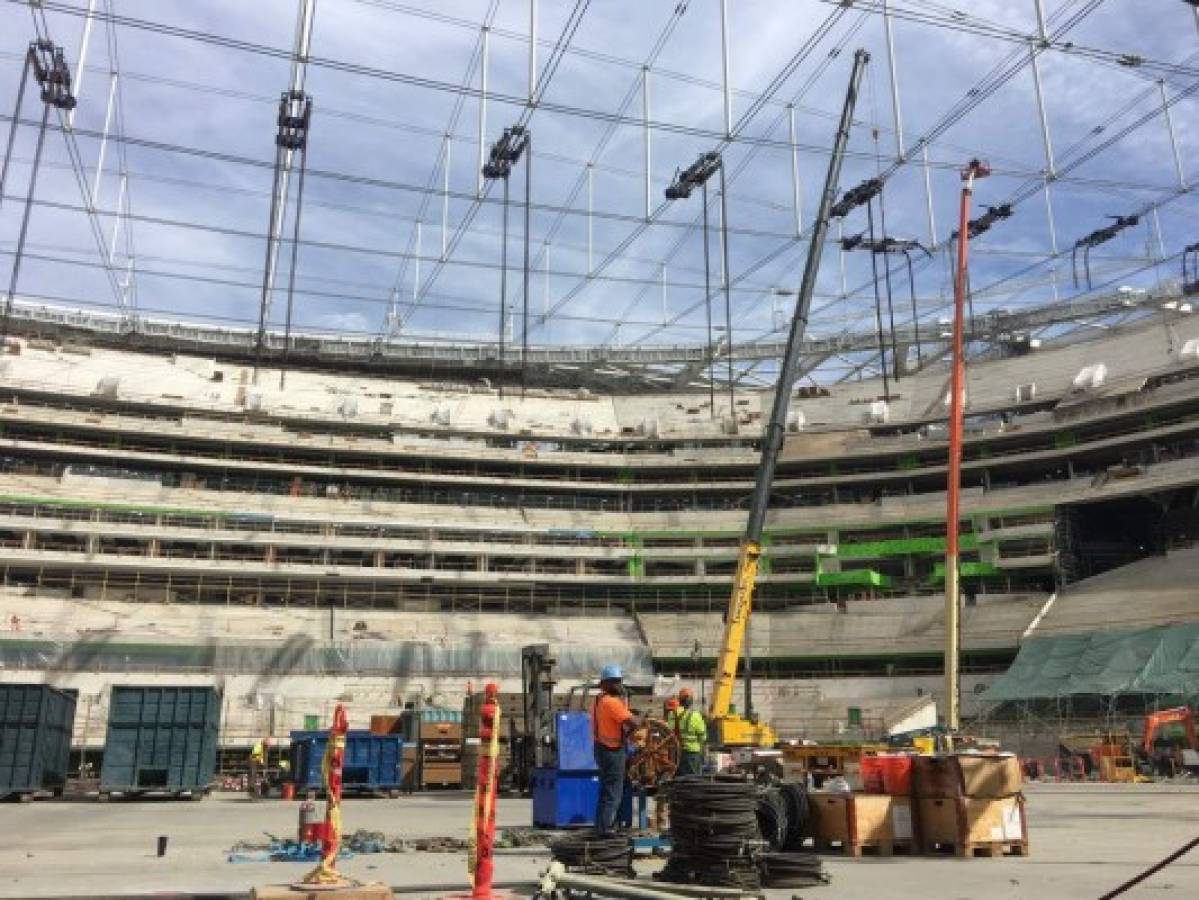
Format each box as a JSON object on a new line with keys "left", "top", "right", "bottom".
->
{"left": 657, "top": 776, "right": 763, "bottom": 890}
{"left": 755, "top": 788, "right": 788, "bottom": 851}
{"left": 778, "top": 782, "right": 811, "bottom": 850}
{"left": 548, "top": 830, "right": 634, "bottom": 878}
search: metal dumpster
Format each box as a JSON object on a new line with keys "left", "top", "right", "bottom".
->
{"left": 0, "top": 684, "right": 76, "bottom": 800}
{"left": 100, "top": 686, "right": 220, "bottom": 798}
{"left": 290, "top": 729, "right": 404, "bottom": 796}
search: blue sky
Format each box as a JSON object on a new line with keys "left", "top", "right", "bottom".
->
{"left": 0, "top": 0, "right": 1196, "bottom": 367}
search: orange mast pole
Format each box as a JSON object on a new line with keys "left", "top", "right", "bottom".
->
{"left": 945, "top": 159, "right": 989, "bottom": 732}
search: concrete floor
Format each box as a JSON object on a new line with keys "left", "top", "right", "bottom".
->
{"left": 1, "top": 783, "right": 1196, "bottom": 899}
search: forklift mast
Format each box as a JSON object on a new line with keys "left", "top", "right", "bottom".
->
{"left": 512, "top": 644, "right": 556, "bottom": 792}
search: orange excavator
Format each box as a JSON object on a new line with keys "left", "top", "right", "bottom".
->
{"left": 1088, "top": 708, "right": 1197, "bottom": 782}
{"left": 1142, "top": 707, "right": 1197, "bottom": 774}
{"left": 1143, "top": 707, "right": 1196, "bottom": 753}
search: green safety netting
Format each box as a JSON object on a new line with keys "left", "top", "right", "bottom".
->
{"left": 983, "top": 622, "right": 1199, "bottom": 701}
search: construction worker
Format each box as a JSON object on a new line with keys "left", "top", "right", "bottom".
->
{"left": 655, "top": 697, "right": 682, "bottom": 832}
{"left": 274, "top": 756, "right": 291, "bottom": 794}
{"left": 249, "top": 738, "right": 268, "bottom": 798}
{"left": 672, "top": 688, "right": 707, "bottom": 777}
{"left": 592, "top": 663, "right": 638, "bottom": 835}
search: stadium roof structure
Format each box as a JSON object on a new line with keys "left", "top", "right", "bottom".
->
{"left": 0, "top": 1, "right": 1197, "bottom": 391}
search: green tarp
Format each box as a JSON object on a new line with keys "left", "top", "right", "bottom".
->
{"left": 983, "top": 622, "right": 1199, "bottom": 701}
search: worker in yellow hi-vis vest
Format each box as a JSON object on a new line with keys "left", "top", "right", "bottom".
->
{"left": 249, "top": 738, "right": 268, "bottom": 798}
{"left": 668, "top": 688, "right": 707, "bottom": 777}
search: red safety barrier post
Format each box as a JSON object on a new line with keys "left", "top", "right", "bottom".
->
{"left": 446, "top": 683, "right": 508, "bottom": 900}
{"left": 472, "top": 683, "right": 503, "bottom": 899}
{"left": 302, "top": 704, "right": 350, "bottom": 887}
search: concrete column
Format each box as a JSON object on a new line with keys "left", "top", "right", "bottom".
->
{"left": 22, "top": 531, "right": 34, "bottom": 549}
{"left": 147, "top": 538, "right": 159, "bottom": 558}
{"left": 822, "top": 530, "right": 841, "bottom": 575}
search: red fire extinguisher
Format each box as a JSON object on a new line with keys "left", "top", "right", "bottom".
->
{"left": 298, "top": 793, "right": 321, "bottom": 845}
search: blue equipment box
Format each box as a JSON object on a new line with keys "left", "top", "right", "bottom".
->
{"left": 555, "top": 712, "right": 597, "bottom": 771}
{"left": 290, "top": 730, "right": 403, "bottom": 793}
{"left": 531, "top": 768, "right": 599, "bottom": 828}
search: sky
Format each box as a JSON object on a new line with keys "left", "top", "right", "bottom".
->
{"left": 0, "top": 0, "right": 1196, "bottom": 378}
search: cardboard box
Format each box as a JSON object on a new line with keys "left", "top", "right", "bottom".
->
{"left": 956, "top": 754, "right": 1022, "bottom": 798}
{"left": 917, "top": 797, "right": 960, "bottom": 845}
{"left": 917, "top": 795, "right": 1027, "bottom": 848}
{"left": 421, "top": 762, "right": 463, "bottom": 787}
{"left": 811, "top": 792, "right": 914, "bottom": 846}
{"left": 912, "top": 756, "right": 961, "bottom": 798}
{"left": 914, "top": 754, "right": 1023, "bottom": 799}
{"left": 369, "top": 715, "right": 402, "bottom": 735}
{"left": 421, "top": 721, "right": 463, "bottom": 741}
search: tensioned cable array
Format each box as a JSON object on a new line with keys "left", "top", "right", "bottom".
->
{"left": 1, "top": 0, "right": 1194, "bottom": 382}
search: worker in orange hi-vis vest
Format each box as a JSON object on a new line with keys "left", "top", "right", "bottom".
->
{"left": 591, "top": 664, "right": 640, "bottom": 835}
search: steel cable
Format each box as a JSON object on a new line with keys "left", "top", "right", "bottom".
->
{"left": 758, "top": 851, "right": 830, "bottom": 889}
{"left": 754, "top": 787, "right": 788, "bottom": 851}
{"left": 548, "top": 830, "right": 633, "bottom": 878}
{"left": 657, "top": 776, "right": 764, "bottom": 890}
{"left": 658, "top": 777, "right": 829, "bottom": 890}
{"left": 779, "top": 782, "right": 811, "bottom": 850}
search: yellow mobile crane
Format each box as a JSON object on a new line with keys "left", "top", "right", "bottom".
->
{"left": 706, "top": 50, "right": 870, "bottom": 748}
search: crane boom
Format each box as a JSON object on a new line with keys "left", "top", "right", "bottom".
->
{"left": 708, "top": 49, "right": 870, "bottom": 747}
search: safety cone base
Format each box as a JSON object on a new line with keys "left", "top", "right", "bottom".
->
{"left": 252, "top": 882, "right": 392, "bottom": 899}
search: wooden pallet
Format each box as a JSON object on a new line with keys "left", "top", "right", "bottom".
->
{"left": 923, "top": 838, "right": 1029, "bottom": 858}
{"left": 816, "top": 838, "right": 915, "bottom": 858}
{"left": 811, "top": 793, "right": 915, "bottom": 857}
{"left": 962, "top": 839, "right": 1030, "bottom": 858}
{"left": 915, "top": 795, "right": 1030, "bottom": 859}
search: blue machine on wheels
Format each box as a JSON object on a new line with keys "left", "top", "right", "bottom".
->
{"left": 531, "top": 711, "right": 600, "bottom": 827}
{"left": 524, "top": 645, "right": 602, "bottom": 828}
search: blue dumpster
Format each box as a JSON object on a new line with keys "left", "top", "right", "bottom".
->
{"left": 0, "top": 684, "right": 76, "bottom": 799}
{"left": 100, "top": 686, "right": 220, "bottom": 798}
{"left": 290, "top": 730, "right": 404, "bottom": 795}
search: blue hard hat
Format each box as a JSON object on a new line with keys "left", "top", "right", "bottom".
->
{"left": 600, "top": 664, "right": 623, "bottom": 682}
